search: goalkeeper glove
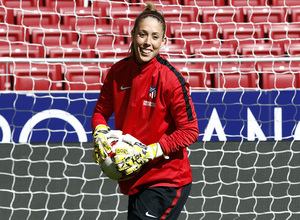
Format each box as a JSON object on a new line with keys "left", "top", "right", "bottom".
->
{"left": 114, "top": 134, "right": 164, "bottom": 175}
{"left": 93, "top": 124, "right": 122, "bottom": 163}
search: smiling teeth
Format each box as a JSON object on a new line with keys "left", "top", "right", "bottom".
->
{"left": 141, "top": 49, "right": 151, "bottom": 54}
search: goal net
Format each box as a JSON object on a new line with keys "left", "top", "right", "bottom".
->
{"left": 0, "top": 0, "right": 300, "bottom": 219}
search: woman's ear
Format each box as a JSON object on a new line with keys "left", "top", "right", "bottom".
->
{"left": 160, "top": 36, "right": 167, "bottom": 48}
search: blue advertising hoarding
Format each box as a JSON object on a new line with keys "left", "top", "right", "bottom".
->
{"left": 0, "top": 90, "right": 300, "bottom": 142}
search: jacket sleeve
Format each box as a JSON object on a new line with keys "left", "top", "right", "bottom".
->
{"left": 91, "top": 69, "right": 114, "bottom": 131}
{"left": 158, "top": 81, "right": 199, "bottom": 155}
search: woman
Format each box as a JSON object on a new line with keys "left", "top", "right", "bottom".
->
{"left": 92, "top": 2, "right": 199, "bottom": 219}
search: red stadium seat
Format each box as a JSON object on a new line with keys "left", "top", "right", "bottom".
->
{"left": 228, "top": 0, "right": 268, "bottom": 6}
{"left": 1, "top": 0, "right": 42, "bottom": 8}
{"left": 220, "top": 23, "right": 265, "bottom": 53}
{"left": 210, "top": 62, "right": 259, "bottom": 89}
{"left": 290, "top": 7, "right": 300, "bottom": 22}
{"left": 63, "top": 64, "right": 107, "bottom": 90}
{"left": 0, "top": 43, "right": 43, "bottom": 58}
{"left": 106, "top": 4, "right": 142, "bottom": 26}
{"left": 60, "top": 7, "right": 105, "bottom": 30}
{"left": 11, "top": 63, "right": 62, "bottom": 90}
{"left": 191, "top": 42, "right": 237, "bottom": 58}
{"left": 182, "top": 0, "right": 225, "bottom": 6}
{"left": 31, "top": 25, "right": 75, "bottom": 47}
{"left": 0, "top": 24, "right": 29, "bottom": 44}
{"left": 175, "top": 63, "right": 211, "bottom": 89}
{"left": 264, "top": 23, "right": 300, "bottom": 48}
{"left": 285, "top": 42, "right": 300, "bottom": 56}
{"left": 15, "top": 7, "right": 60, "bottom": 28}
{"left": 200, "top": 7, "right": 244, "bottom": 23}
{"left": 93, "top": 1, "right": 130, "bottom": 21}
{"left": 244, "top": 7, "right": 288, "bottom": 23}
{"left": 47, "top": 45, "right": 93, "bottom": 58}
{"left": 155, "top": 5, "right": 198, "bottom": 23}
{"left": 258, "top": 62, "right": 300, "bottom": 89}
{"left": 160, "top": 43, "right": 190, "bottom": 59}
{"left": 95, "top": 44, "right": 130, "bottom": 59}
{"left": 138, "top": 0, "right": 179, "bottom": 4}
{"left": 44, "top": 0, "right": 84, "bottom": 9}
{"left": 0, "top": 63, "right": 10, "bottom": 90}
{"left": 240, "top": 42, "right": 285, "bottom": 57}
{"left": 79, "top": 24, "right": 123, "bottom": 48}
{"left": 0, "top": 7, "right": 14, "bottom": 24}
{"left": 272, "top": 0, "right": 300, "bottom": 6}
{"left": 170, "top": 23, "right": 219, "bottom": 45}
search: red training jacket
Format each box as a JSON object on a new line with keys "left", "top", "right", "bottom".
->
{"left": 92, "top": 54, "right": 199, "bottom": 195}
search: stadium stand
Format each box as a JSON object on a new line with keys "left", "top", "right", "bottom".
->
{"left": 11, "top": 63, "right": 61, "bottom": 90}
{"left": 62, "top": 64, "right": 107, "bottom": 90}
{"left": 1, "top": 0, "right": 299, "bottom": 91}
{"left": 258, "top": 62, "right": 300, "bottom": 89}
{"left": 209, "top": 62, "right": 258, "bottom": 89}
{"left": 15, "top": 7, "right": 60, "bottom": 28}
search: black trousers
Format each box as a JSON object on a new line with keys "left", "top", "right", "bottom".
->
{"left": 127, "top": 182, "right": 192, "bottom": 220}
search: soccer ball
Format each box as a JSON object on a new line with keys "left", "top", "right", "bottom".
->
{"left": 99, "top": 137, "right": 135, "bottom": 181}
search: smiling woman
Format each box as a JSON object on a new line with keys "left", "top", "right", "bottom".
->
{"left": 91, "top": 2, "right": 199, "bottom": 220}
{"left": 130, "top": 3, "right": 166, "bottom": 64}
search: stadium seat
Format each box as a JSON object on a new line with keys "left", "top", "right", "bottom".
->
{"left": 1, "top": 0, "right": 42, "bottom": 8}
{"left": 264, "top": 23, "right": 300, "bottom": 48}
{"left": 0, "top": 24, "right": 29, "bottom": 44}
{"left": 240, "top": 42, "right": 285, "bottom": 57}
{"left": 31, "top": 25, "right": 75, "bottom": 47}
{"left": 62, "top": 64, "right": 107, "bottom": 90}
{"left": 155, "top": 5, "right": 198, "bottom": 23}
{"left": 244, "top": 7, "right": 288, "bottom": 23}
{"left": 258, "top": 62, "right": 300, "bottom": 89}
{"left": 228, "top": 0, "right": 268, "bottom": 6}
{"left": 160, "top": 43, "right": 190, "bottom": 59}
{"left": 15, "top": 7, "right": 60, "bottom": 28}
{"left": 290, "top": 7, "right": 300, "bottom": 22}
{"left": 170, "top": 23, "right": 219, "bottom": 45}
{"left": 105, "top": 4, "right": 142, "bottom": 27}
{"left": 182, "top": 0, "right": 225, "bottom": 6}
{"left": 60, "top": 7, "right": 105, "bottom": 30}
{"left": 79, "top": 24, "right": 123, "bottom": 48}
{"left": 44, "top": 0, "right": 84, "bottom": 8}
{"left": 138, "top": 0, "right": 179, "bottom": 4}
{"left": 210, "top": 62, "right": 259, "bottom": 89}
{"left": 0, "top": 43, "right": 43, "bottom": 58}
{"left": 272, "top": 0, "right": 300, "bottom": 6}
{"left": 0, "top": 63, "right": 10, "bottom": 90}
{"left": 47, "top": 45, "right": 94, "bottom": 58}
{"left": 191, "top": 42, "right": 237, "bottom": 58}
{"left": 95, "top": 44, "right": 131, "bottom": 59}
{"left": 220, "top": 23, "right": 265, "bottom": 53}
{"left": 175, "top": 63, "right": 211, "bottom": 89}
{"left": 200, "top": 7, "right": 244, "bottom": 23}
{"left": 10, "top": 63, "right": 62, "bottom": 90}
{"left": 0, "top": 7, "right": 14, "bottom": 24}
{"left": 285, "top": 42, "right": 300, "bottom": 56}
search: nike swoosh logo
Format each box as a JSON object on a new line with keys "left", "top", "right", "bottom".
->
{"left": 120, "top": 86, "right": 131, "bottom": 90}
{"left": 145, "top": 211, "right": 157, "bottom": 218}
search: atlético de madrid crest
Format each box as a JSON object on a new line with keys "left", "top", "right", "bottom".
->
{"left": 149, "top": 86, "right": 157, "bottom": 99}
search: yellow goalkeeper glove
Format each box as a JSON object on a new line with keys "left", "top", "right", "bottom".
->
{"left": 114, "top": 134, "right": 164, "bottom": 175}
{"left": 93, "top": 124, "right": 122, "bottom": 163}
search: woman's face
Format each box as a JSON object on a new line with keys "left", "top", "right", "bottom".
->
{"left": 132, "top": 17, "right": 166, "bottom": 64}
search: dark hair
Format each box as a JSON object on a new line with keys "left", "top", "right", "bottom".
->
{"left": 130, "top": 2, "right": 166, "bottom": 57}
{"left": 133, "top": 2, "right": 166, "bottom": 37}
